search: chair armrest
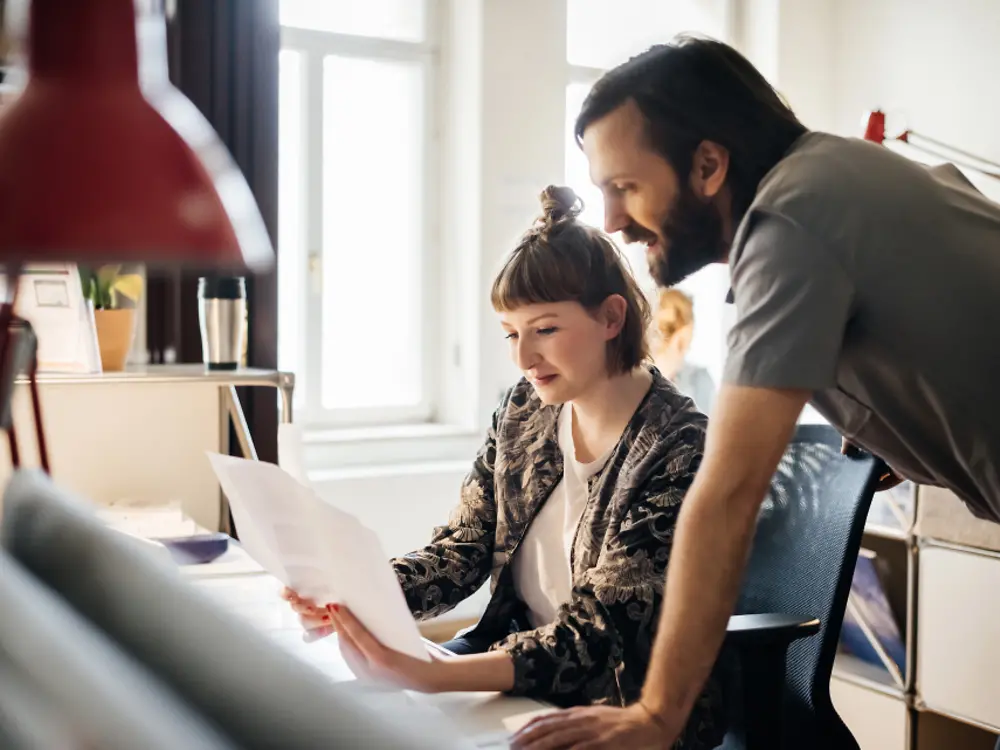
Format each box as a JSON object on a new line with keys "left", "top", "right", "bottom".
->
{"left": 725, "top": 613, "right": 820, "bottom": 648}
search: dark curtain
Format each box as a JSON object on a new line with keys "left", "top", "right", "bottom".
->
{"left": 148, "top": 0, "right": 280, "bottom": 463}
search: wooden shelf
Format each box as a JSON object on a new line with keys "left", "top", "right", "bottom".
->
{"left": 864, "top": 523, "right": 909, "bottom": 542}
{"left": 833, "top": 653, "right": 905, "bottom": 699}
{"left": 18, "top": 364, "right": 294, "bottom": 390}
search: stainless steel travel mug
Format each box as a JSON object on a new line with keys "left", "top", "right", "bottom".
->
{"left": 198, "top": 277, "right": 246, "bottom": 371}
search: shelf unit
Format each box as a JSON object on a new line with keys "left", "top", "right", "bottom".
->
{"left": 831, "top": 483, "right": 1000, "bottom": 750}
{"left": 0, "top": 365, "right": 296, "bottom": 532}
{"left": 16, "top": 365, "right": 297, "bottom": 456}
{"left": 833, "top": 652, "right": 905, "bottom": 700}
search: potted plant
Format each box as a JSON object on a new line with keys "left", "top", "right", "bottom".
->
{"left": 79, "top": 265, "right": 143, "bottom": 372}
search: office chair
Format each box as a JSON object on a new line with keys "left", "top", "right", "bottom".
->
{"left": 719, "top": 424, "right": 881, "bottom": 750}
{"left": 0, "top": 548, "right": 236, "bottom": 750}
{"left": 1, "top": 469, "right": 465, "bottom": 750}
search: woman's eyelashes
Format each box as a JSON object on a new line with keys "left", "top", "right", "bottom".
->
{"left": 504, "top": 327, "right": 558, "bottom": 341}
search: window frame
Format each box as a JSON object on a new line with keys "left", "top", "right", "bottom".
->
{"left": 278, "top": 3, "right": 442, "bottom": 430}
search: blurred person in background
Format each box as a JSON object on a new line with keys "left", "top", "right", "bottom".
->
{"left": 650, "top": 288, "right": 716, "bottom": 415}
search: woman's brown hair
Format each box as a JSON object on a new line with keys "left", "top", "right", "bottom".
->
{"left": 490, "top": 185, "right": 650, "bottom": 375}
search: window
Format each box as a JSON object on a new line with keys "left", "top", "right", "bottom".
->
{"left": 563, "top": 0, "right": 733, "bottom": 386}
{"left": 279, "top": 0, "right": 425, "bottom": 42}
{"left": 278, "top": 0, "right": 438, "bottom": 427}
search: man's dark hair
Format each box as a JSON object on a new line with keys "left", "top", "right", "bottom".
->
{"left": 575, "top": 36, "right": 807, "bottom": 220}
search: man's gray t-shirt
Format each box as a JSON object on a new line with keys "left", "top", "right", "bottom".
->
{"left": 724, "top": 132, "right": 1000, "bottom": 522}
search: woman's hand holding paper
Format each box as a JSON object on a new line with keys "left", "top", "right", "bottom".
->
{"left": 281, "top": 587, "right": 336, "bottom": 642}
{"left": 328, "top": 604, "right": 516, "bottom": 695}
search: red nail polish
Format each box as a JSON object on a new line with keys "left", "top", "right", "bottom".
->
{"left": 331, "top": 603, "right": 340, "bottom": 613}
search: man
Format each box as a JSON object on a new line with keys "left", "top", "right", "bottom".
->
{"left": 512, "top": 36, "right": 1000, "bottom": 750}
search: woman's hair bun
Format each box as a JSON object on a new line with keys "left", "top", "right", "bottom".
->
{"left": 538, "top": 185, "right": 583, "bottom": 227}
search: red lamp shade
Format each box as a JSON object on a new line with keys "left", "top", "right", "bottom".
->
{"left": 0, "top": 0, "right": 273, "bottom": 271}
{"left": 863, "top": 109, "right": 886, "bottom": 143}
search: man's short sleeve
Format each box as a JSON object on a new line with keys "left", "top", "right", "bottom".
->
{"left": 723, "top": 212, "right": 854, "bottom": 391}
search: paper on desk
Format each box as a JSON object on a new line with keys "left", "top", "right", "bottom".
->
{"left": 96, "top": 503, "right": 204, "bottom": 539}
{"left": 206, "top": 452, "right": 430, "bottom": 662}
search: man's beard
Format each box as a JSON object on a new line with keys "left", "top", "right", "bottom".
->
{"left": 623, "top": 186, "right": 726, "bottom": 288}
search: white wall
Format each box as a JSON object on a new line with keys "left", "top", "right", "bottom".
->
{"left": 738, "top": 0, "right": 838, "bottom": 132}
{"left": 830, "top": 0, "right": 1000, "bottom": 159}
{"left": 473, "top": 0, "right": 570, "bottom": 417}
{"left": 741, "top": 0, "right": 1000, "bottom": 156}
{"left": 311, "top": 462, "right": 491, "bottom": 623}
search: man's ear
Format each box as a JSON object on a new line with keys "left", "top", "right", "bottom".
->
{"left": 601, "top": 295, "right": 628, "bottom": 340}
{"left": 690, "top": 140, "right": 729, "bottom": 199}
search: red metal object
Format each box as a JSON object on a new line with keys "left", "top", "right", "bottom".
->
{"left": 0, "top": 0, "right": 277, "bottom": 474}
{"left": 863, "top": 109, "right": 1000, "bottom": 179}
{"left": 0, "top": 0, "right": 273, "bottom": 271}
{"left": 863, "top": 109, "right": 886, "bottom": 143}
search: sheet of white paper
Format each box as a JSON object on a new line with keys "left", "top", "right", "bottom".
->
{"left": 207, "top": 453, "right": 290, "bottom": 584}
{"left": 277, "top": 423, "right": 312, "bottom": 490}
{"left": 206, "top": 452, "right": 429, "bottom": 662}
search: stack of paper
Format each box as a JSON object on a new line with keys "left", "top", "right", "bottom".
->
{"left": 207, "top": 448, "right": 430, "bottom": 663}
{"left": 96, "top": 502, "right": 205, "bottom": 539}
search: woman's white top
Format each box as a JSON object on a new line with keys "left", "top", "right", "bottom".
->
{"left": 512, "top": 405, "right": 615, "bottom": 629}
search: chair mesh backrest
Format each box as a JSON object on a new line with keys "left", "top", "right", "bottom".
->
{"left": 737, "top": 424, "right": 878, "bottom": 735}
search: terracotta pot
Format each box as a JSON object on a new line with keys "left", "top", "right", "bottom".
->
{"left": 93, "top": 308, "right": 136, "bottom": 372}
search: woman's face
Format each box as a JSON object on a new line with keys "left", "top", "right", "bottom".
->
{"left": 499, "top": 298, "right": 625, "bottom": 405}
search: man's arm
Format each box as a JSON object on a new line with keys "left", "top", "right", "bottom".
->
{"left": 638, "top": 383, "right": 809, "bottom": 735}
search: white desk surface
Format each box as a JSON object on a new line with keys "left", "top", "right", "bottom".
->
{"left": 183, "top": 551, "right": 549, "bottom": 747}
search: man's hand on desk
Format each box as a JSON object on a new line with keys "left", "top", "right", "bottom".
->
{"left": 510, "top": 704, "right": 671, "bottom": 750}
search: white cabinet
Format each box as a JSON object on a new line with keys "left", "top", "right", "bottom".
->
{"left": 831, "top": 676, "right": 908, "bottom": 750}
{"left": 917, "top": 542, "right": 1000, "bottom": 730}
{"left": 832, "top": 484, "right": 1000, "bottom": 749}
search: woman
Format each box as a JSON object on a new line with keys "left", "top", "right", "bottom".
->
{"left": 649, "top": 288, "right": 717, "bottom": 415}
{"left": 284, "top": 186, "right": 725, "bottom": 748}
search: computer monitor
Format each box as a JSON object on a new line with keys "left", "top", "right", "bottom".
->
{"left": 0, "top": 548, "right": 235, "bottom": 750}
{"left": 1, "top": 469, "right": 464, "bottom": 750}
